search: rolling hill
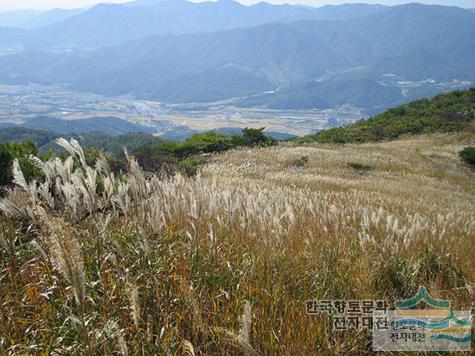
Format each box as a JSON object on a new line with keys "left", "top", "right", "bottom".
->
{"left": 1, "top": 117, "right": 473, "bottom": 355}
{"left": 235, "top": 78, "right": 405, "bottom": 110}
{"left": 300, "top": 88, "right": 475, "bottom": 143}
{"left": 0, "top": 116, "right": 154, "bottom": 136}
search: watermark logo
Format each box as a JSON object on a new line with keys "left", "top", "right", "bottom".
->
{"left": 372, "top": 286, "right": 472, "bottom": 351}
{"left": 305, "top": 298, "right": 388, "bottom": 331}
{"left": 305, "top": 286, "right": 472, "bottom": 352}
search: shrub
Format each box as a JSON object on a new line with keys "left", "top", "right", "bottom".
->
{"left": 179, "top": 155, "right": 208, "bottom": 176}
{"left": 294, "top": 156, "right": 309, "bottom": 167}
{"left": 0, "top": 141, "right": 42, "bottom": 188}
{"left": 0, "top": 148, "right": 12, "bottom": 187}
{"left": 347, "top": 162, "right": 373, "bottom": 171}
{"left": 300, "top": 88, "right": 475, "bottom": 144}
{"left": 130, "top": 129, "right": 276, "bottom": 175}
{"left": 83, "top": 147, "right": 128, "bottom": 173}
{"left": 133, "top": 145, "right": 179, "bottom": 173}
{"left": 177, "top": 131, "right": 233, "bottom": 157}
{"left": 459, "top": 146, "right": 475, "bottom": 166}
{"left": 233, "top": 127, "right": 276, "bottom": 147}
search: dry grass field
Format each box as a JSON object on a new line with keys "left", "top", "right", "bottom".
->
{"left": 1, "top": 133, "right": 474, "bottom": 354}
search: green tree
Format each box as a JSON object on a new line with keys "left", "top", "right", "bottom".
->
{"left": 233, "top": 127, "right": 276, "bottom": 147}
{"left": 176, "top": 131, "right": 233, "bottom": 157}
{"left": 133, "top": 145, "right": 179, "bottom": 173}
{"left": 459, "top": 147, "right": 475, "bottom": 166}
{"left": 0, "top": 141, "right": 42, "bottom": 188}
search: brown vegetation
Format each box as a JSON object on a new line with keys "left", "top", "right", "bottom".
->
{"left": 1, "top": 133, "right": 474, "bottom": 354}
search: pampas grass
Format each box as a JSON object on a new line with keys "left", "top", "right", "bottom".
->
{"left": 213, "top": 300, "right": 258, "bottom": 356}
{"left": 0, "top": 133, "right": 473, "bottom": 354}
{"left": 181, "top": 340, "right": 196, "bottom": 356}
{"left": 127, "top": 282, "right": 141, "bottom": 329}
{"left": 36, "top": 208, "right": 85, "bottom": 307}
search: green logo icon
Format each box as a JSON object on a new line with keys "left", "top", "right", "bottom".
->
{"left": 395, "top": 286, "right": 450, "bottom": 309}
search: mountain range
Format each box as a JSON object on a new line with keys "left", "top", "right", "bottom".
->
{"left": 0, "top": 8, "right": 83, "bottom": 29}
{"left": 1, "top": 1, "right": 386, "bottom": 49}
{"left": 0, "top": 1, "right": 474, "bottom": 111}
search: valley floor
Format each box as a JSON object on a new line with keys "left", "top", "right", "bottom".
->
{"left": 1, "top": 133, "right": 474, "bottom": 353}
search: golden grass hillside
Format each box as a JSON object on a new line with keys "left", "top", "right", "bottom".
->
{"left": 1, "top": 133, "right": 474, "bottom": 354}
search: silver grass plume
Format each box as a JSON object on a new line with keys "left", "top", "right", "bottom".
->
{"left": 238, "top": 300, "right": 252, "bottom": 345}
{"left": 56, "top": 138, "right": 87, "bottom": 169}
{"left": 181, "top": 340, "right": 196, "bottom": 356}
{"left": 12, "top": 159, "right": 30, "bottom": 193}
{"left": 36, "top": 206, "right": 85, "bottom": 307}
{"left": 214, "top": 300, "right": 258, "bottom": 356}
{"left": 103, "top": 320, "right": 128, "bottom": 356}
{"left": 124, "top": 149, "right": 149, "bottom": 200}
{"left": 0, "top": 190, "right": 34, "bottom": 219}
{"left": 96, "top": 157, "right": 115, "bottom": 202}
{"left": 127, "top": 282, "right": 141, "bottom": 328}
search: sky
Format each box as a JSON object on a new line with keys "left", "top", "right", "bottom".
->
{"left": 0, "top": 0, "right": 473, "bottom": 11}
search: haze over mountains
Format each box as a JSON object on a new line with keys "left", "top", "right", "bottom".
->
{"left": 0, "top": 1, "right": 474, "bottom": 112}
{"left": 1, "top": 1, "right": 386, "bottom": 46}
{"left": 0, "top": 8, "right": 83, "bottom": 29}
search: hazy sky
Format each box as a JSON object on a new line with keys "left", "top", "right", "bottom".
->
{"left": 0, "top": 0, "right": 473, "bottom": 11}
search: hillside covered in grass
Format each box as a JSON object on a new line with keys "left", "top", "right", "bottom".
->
{"left": 0, "top": 131, "right": 474, "bottom": 354}
{"left": 301, "top": 88, "right": 475, "bottom": 143}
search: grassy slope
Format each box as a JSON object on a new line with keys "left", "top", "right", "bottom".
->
{"left": 1, "top": 132, "right": 474, "bottom": 354}
{"left": 300, "top": 88, "right": 475, "bottom": 143}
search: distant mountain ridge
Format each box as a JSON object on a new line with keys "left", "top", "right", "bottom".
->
{"left": 16, "top": 1, "right": 385, "bottom": 49}
{"left": 0, "top": 3, "right": 473, "bottom": 110}
{"left": 0, "top": 3, "right": 474, "bottom": 111}
{"left": 0, "top": 8, "right": 83, "bottom": 29}
{"left": 0, "top": 116, "right": 154, "bottom": 136}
